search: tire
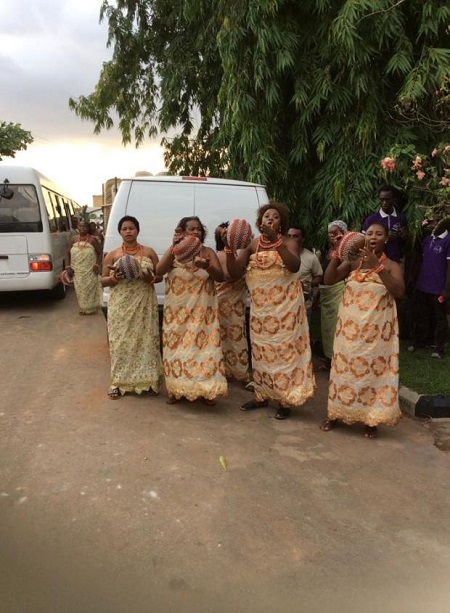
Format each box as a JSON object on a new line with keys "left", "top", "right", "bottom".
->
{"left": 49, "top": 281, "right": 66, "bottom": 300}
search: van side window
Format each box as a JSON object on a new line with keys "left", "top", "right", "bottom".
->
{"left": 53, "top": 195, "right": 68, "bottom": 232}
{"left": 43, "top": 188, "right": 58, "bottom": 232}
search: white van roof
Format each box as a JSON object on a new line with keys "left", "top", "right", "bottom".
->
{"left": 122, "top": 175, "right": 266, "bottom": 188}
{"left": 0, "top": 165, "right": 63, "bottom": 195}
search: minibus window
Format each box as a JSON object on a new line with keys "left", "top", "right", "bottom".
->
{"left": 53, "top": 195, "right": 68, "bottom": 232}
{"left": 0, "top": 184, "right": 42, "bottom": 232}
{"left": 62, "top": 200, "right": 72, "bottom": 227}
{"left": 43, "top": 188, "right": 58, "bottom": 233}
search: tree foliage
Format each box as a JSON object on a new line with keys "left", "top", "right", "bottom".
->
{"left": 70, "top": 0, "right": 450, "bottom": 247}
{"left": 0, "top": 121, "right": 33, "bottom": 161}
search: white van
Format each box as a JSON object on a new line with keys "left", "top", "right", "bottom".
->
{"left": 0, "top": 166, "right": 80, "bottom": 298}
{"left": 103, "top": 175, "right": 269, "bottom": 307}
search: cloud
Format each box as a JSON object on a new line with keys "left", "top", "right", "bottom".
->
{"left": 0, "top": 0, "right": 114, "bottom": 139}
{"left": 0, "top": 0, "right": 171, "bottom": 204}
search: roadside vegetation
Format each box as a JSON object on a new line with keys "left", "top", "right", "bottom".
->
{"left": 69, "top": 0, "right": 450, "bottom": 247}
{"left": 399, "top": 342, "right": 450, "bottom": 396}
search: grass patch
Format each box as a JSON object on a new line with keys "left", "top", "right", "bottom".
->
{"left": 399, "top": 342, "right": 450, "bottom": 395}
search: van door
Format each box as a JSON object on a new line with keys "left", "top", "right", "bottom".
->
{"left": 0, "top": 235, "right": 30, "bottom": 279}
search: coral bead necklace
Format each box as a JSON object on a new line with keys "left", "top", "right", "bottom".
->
{"left": 122, "top": 242, "right": 143, "bottom": 262}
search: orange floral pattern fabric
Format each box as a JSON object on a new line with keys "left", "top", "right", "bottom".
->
{"left": 246, "top": 252, "right": 315, "bottom": 406}
{"left": 108, "top": 257, "right": 162, "bottom": 395}
{"left": 163, "top": 261, "right": 228, "bottom": 402}
{"left": 327, "top": 270, "right": 401, "bottom": 426}
{"left": 215, "top": 277, "right": 250, "bottom": 382}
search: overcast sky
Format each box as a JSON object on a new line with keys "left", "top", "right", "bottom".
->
{"left": 0, "top": 0, "right": 165, "bottom": 204}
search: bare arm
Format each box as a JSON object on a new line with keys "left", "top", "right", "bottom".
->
{"left": 66, "top": 239, "right": 74, "bottom": 268}
{"left": 90, "top": 236, "right": 102, "bottom": 259}
{"left": 101, "top": 250, "right": 120, "bottom": 288}
{"left": 156, "top": 247, "right": 175, "bottom": 276}
{"left": 226, "top": 243, "right": 253, "bottom": 280}
{"left": 216, "top": 250, "right": 230, "bottom": 281}
{"left": 142, "top": 247, "right": 162, "bottom": 284}
{"left": 194, "top": 247, "right": 224, "bottom": 282}
{"left": 156, "top": 227, "right": 183, "bottom": 276}
{"left": 378, "top": 260, "right": 405, "bottom": 299}
{"left": 277, "top": 238, "right": 301, "bottom": 273}
{"left": 323, "top": 257, "right": 351, "bottom": 285}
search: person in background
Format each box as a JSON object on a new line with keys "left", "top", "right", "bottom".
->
{"left": 361, "top": 185, "right": 407, "bottom": 263}
{"left": 287, "top": 225, "right": 323, "bottom": 327}
{"left": 215, "top": 222, "right": 251, "bottom": 384}
{"left": 156, "top": 216, "right": 227, "bottom": 407}
{"left": 70, "top": 216, "right": 80, "bottom": 234}
{"left": 320, "top": 224, "right": 404, "bottom": 438}
{"left": 66, "top": 220, "right": 102, "bottom": 315}
{"left": 101, "top": 215, "right": 162, "bottom": 399}
{"left": 408, "top": 218, "right": 450, "bottom": 359}
{"left": 223, "top": 202, "right": 315, "bottom": 420}
{"left": 319, "top": 220, "right": 348, "bottom": 367}
{"left": 90, "top": 221, "right": 105, "bottom": 249}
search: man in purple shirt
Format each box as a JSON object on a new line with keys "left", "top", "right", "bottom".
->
{"left": 362, "top": 185, "right": 407, "bottom": 263}
{"left": 408, "top": 223, "right": 450, "bottom": 358}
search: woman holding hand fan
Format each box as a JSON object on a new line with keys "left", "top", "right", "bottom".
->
{"left": 221, "top": 203, "right": 315, "bottom": 420}
{"left": 156, "top": 216, "right": 227, "bottom": 406}
{"left": 102, "top": 215, "right": 162, "bottom": 400}
{"left": 320, "top": 224, "right": 404, "bottom": 438}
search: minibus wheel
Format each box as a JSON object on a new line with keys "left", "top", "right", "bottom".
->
{"left": 50, "top": 281, "right": 66, "bottom": 300}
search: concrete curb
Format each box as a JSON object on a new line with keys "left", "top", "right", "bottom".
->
{"left": 399, "top": 385, "right": 421, "bottom": 418}
{"left": 399, "top": 386, "right": 450, "bottom": 419}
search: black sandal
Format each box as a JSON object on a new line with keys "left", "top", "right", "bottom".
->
{"left": 364, "top": 426, "right": 378, "bottom": 439}
{"left": 320, "top": 419, "right": 338, "bottom": 431}
{"left": 241, "top": 400, "right": 268, "bottom": 411}
{"left": 274, "top": 407, "right": 291, "bottom": 420}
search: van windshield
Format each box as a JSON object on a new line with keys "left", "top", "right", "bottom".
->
{"left": 0, "top": 184, "right": 43, "bottom": 232}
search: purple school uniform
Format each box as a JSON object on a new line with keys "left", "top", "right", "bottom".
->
{"left": 416, "top": 232, "right": 450, "bottom": 295}
{"left": 362, "top": 209, "right": 407, "bottom": 262}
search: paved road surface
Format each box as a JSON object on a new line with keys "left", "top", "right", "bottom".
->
{"left": 1, "top": 289, "right": 449, "bottom": 613}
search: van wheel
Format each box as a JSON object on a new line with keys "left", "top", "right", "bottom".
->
{"left": 50, "top": 281, "right": 66, "bottom": 300}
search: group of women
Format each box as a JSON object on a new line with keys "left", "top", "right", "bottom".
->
{"left": 85, "top": 201, "right": 403, "bottom": 439}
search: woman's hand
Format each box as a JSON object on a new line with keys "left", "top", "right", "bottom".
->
{"left": 359, "top": 246, "right": 380, "bottom": 269}
{"left": 331, "top": 234, "right": 343, "bottom": 248}
{"left": 93, "top": 263, "right": 100, "bottom": 274}
{"left": 260, "top": 223, "right": 279, "bottom": 243}
{"left": 142, "top": 269, "right": 155, "bottom": 284}
{"left": 194, "top": 255, "right": 211, "bottom": 270}
{"left": 108, "top": 264, "right": 123, "bottom": 281}
{"left": 172, "top": 226, "right": 184, "bottom": 246}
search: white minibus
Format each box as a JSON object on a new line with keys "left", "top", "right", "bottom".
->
{"left": 103, "top": 175, "right": 269, "bottom": 308}
{"left": 0, "top": 166, "right": 80, "bottom": 298}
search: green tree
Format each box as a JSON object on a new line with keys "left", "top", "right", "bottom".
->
{"left": 0, "top": 121, "right": 33, "bottom": 161}
{"left": 70, "top": 0, "right": 450, "bottom": 247}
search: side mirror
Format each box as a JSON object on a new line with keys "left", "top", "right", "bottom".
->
{"left": 0, "top": 178, "right": 14, "bottom": 200}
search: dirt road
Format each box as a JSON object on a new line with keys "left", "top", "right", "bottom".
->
{"left": 1, "top": 289, "right": 449, "bottom": 613}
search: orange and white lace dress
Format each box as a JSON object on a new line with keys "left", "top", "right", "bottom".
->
{"left": 327, "top": 269, "right": 401, "bottom": 426}
{"left": 215, "top": 277, "right": 250, "bottom": 383}
{"left": 163, "top": 261, "right": 228, "bottom": 402}
{"left": 246, "top": 250, "right": 315, "bottom": 406}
